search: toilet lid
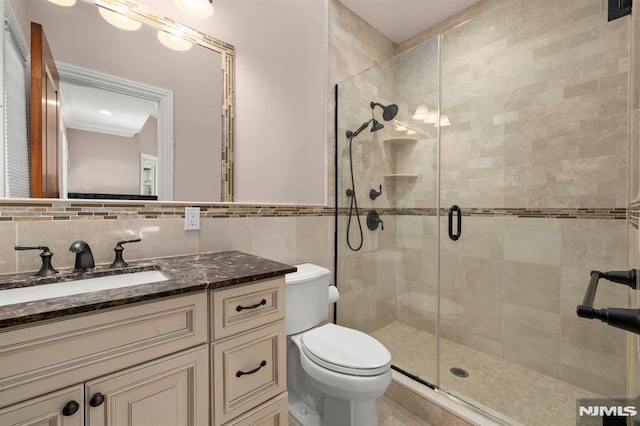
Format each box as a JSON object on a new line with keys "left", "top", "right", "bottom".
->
{"left": 301, "top": 324, "right": 391, "bottom": 376}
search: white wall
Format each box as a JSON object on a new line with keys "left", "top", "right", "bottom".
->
{"left": 135, "top": 0, "right": 329, "bottom": 205}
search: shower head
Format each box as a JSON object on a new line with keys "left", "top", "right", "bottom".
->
{"left": 346, "top": 118, "right": 386, "bottom": 139}
{"left": 371, "top": 119, "right": 384, "bottom": 132}
{"left": 370, "top": 101, "right": 399, "bottom": 121}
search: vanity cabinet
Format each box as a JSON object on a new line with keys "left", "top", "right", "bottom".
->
{"left": 0, "top": 292, "right": 208, "bottom": 425}
{"left": 0, "top": 347, "right": 208, "bottom": 426}
{"left": 211, "top": 277, "right": 287, "bottom": 425}
{"left": 0, "top": 272, "right": 290, "bottom": 426}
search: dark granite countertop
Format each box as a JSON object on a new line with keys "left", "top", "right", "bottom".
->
{"left": 0, "top": 250, "right": 296, "bottom": 329}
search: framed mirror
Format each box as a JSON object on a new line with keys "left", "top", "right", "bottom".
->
{"left": 1, "top": 0, "right": 235, "bottom": 201}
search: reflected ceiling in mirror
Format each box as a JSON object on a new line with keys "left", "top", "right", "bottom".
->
{"left": 4, "top": 0, "right": 235, "bottom": 202}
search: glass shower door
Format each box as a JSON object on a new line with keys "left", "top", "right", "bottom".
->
{"left": 437, "top": 3, "right": 629, "bottom": 424}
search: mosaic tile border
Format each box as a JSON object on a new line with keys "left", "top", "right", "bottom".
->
{"left": 629, "top": 200, "right": 640, "bottom": 229}
{"left": 0, "top": 200, "right": 334, "bottom": 221}
{"left": 338, "top": 207, "right": 627, "bottom": 220}
{"left": 0, "top": 200, "right": 627, "bottom": 222}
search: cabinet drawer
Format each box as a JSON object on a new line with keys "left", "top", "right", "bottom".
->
{"left": 224, "top": 393, "right": 288, "bottom": 426}
{"left": 211, "top": 277, "right": 285, "bottom": 340}
{"left": 212, "top": 321, "right": 286, "bottom": 425}
{"left": 0, "top": 292, "right": 207, "bottom": 408}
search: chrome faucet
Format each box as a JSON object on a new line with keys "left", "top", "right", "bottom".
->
{"left": 69, "top": 240, "right": 95, "bottom": 272}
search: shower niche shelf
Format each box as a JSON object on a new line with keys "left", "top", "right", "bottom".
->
{"left": 384, "top": 137, "right": 419, "bottom": 182}
{"left": 384, "top": 137, "right": 418, "bottom": 146}
{"left": 383, "top": 174, "right": 418, "bottom": 179}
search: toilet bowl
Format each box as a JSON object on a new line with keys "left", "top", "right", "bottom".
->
{"left": 285, "top": 264, "right": 392, "bottom": 426}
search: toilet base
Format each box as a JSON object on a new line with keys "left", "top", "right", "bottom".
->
{"left": 288, "top": 391, "right": 379, "bottom": 426}
{"left": 288, "top": 392, "right": 321, "bottom": 426}
{"left": 321, "top": 394, "right": 378, "bottom": 426}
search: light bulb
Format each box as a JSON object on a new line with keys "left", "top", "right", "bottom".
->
{"left": 423, "top": 111, "right": 438, "bottom": 124}
{"left": 412, "top": 105, "right": 428, "bottom": 121}
{"left": 48, "top": 0, "right": 76, "bottom": 6}
{"left": 174, "top": 0, "right": 213, "bottom": 18}
{"left": 157, "top": 30, "right": 193, "bottom": 51}
{"left": 98, "top": 7, "right": 142, "bottom": 31}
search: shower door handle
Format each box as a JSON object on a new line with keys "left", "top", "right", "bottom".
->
{"left": 448, "top": 205, "right": 461, "bottom": 241}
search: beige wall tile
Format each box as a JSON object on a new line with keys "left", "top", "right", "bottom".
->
{"left": 294, "top": 216, "right": 331, "bottom": 265}
{"left": 503, "top": 261, "right": 561, "bottom": 313}
{"left": 16, "top": 219, "right": 124, "bottom": 271}
{"left": 503, "top": 303, "right": 561, "bottom": 364}
{"left": 252, "top": 217, "right": 296, "bottom": 265}
{"left": 560, "top": 316, "right": 626, "bottom": 394}
{"left": 121, "top": 218, "right": 198, "bottom": 262}
{"left": 199, "top": 217, "right": 253, "bottom": 254}
{"left": 503, "top": 218, "right": 562, "bottom": 266}
{"left": 0, "top": 222, "right": 17, "bottom": 274}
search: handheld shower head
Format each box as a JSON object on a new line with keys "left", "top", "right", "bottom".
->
{"left": 346, "top": 119, "right": 372, "bottom": 139}
{"left": 370, "top": 101, "right": 399, "bottom": 121}
{"left": 371, "top": 119, "right": 384, "bottom": 132}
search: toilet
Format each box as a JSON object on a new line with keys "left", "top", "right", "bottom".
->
{"left": 285, "top": 263, "right": 392, "bottom": 426}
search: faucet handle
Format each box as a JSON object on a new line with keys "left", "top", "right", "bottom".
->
{"left": 15, "top": 245, "right": 59, "bottom": 277}
{"left": 110, "top": 238, "right": 141, "bottom": 268}
{"left": 115, "top": 238, "right": 141, "bottom": 248}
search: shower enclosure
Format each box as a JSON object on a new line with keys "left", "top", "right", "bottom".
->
{"left": 335, "top": 2, "right": 631, "bottom": 424}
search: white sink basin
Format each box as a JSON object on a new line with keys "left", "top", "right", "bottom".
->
{"left": 0, "top": 270, "right": 171, "bottom": 307}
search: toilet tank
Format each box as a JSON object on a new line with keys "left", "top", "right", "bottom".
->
{"left": 285, "top": 263, "right": 331, "bottom": 335}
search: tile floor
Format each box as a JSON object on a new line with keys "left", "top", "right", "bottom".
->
{"left": 372, "top": 321, "right": 603, "bottom": 426}
{"left": 288, "top": 396, "right": 431, "bottom": 425}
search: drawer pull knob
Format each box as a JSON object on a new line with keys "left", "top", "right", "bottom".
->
{"left": 62, "top": 400, "right": 80, "bottom": 416}
{"left": 89, "top": 393, "right": 105, "bottom": 407}
{"left": 236, "top": 360, "right": 267, "bottom": 377}
{"left": 236, "top": 299, "right": 267, "bottom": 312}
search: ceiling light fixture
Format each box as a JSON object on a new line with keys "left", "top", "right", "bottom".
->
{"left": 434, "top": 114, "right": 451, "bottom": 127}
{"left": 174, "top": 0, "right": 214, "bottom": 18}
{"left": 412, "top": 105, "right": 428, "bottom": 121}
{"left": 98, "top": 7, "right": 142, "bottom": 31}
{"left": 423, "top": 111, "right": 438, "bottom": 125}
{"left": 99, "top": 110, "right": 112, "bottom": 116}
{"left": 47, "top": 0, "right": 76, "bottom": 6}
{"left": 157, "top": 30, "right": 194, "bottom": 51}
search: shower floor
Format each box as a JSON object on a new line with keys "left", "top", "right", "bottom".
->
{"left": 371, "top": 321, "right": 602, "bottom": 426}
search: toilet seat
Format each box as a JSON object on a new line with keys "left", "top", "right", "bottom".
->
{"left": 300, "top": 323, "right": 391, "bottom": 376}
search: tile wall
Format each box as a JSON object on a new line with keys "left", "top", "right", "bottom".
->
{"left": 0, "top": 201, "right": 334, "bottom": 276}
{"left": 335, "top": 0, "right": 631, "bottom": 398}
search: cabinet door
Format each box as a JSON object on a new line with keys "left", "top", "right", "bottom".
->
{"left": 86, "top": 346, "right": 208, "bottom": 426}
{"left": 0, "top": 385, "right": 83, "bottom": 426}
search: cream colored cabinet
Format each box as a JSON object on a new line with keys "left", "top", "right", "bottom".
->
{"left": 211, "top": 278, "right": 287, "bottom": 426}
{"left": 0, "top": 346, "right": 208, "bottom": 426}
{"left": 0, "top": 385, "right": 84, "bottom": 426}
{"left": 0, "top": 276, "right": 290, "bottom": 426}
{"left": 86, "top": 345, "right": 208, "bottom": 426}
{"left": 224, "top": 393, "right": 288, "bottom": 426}
{"left": 0, "top": 292, "right": 209, "bottom": 426}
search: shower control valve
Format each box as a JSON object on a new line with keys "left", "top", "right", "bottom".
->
{"left": 367, "top": 210, "right": 384, "bottom": 231}
{"left": 369, "top": 185, "right": 382, "bottom": 200}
